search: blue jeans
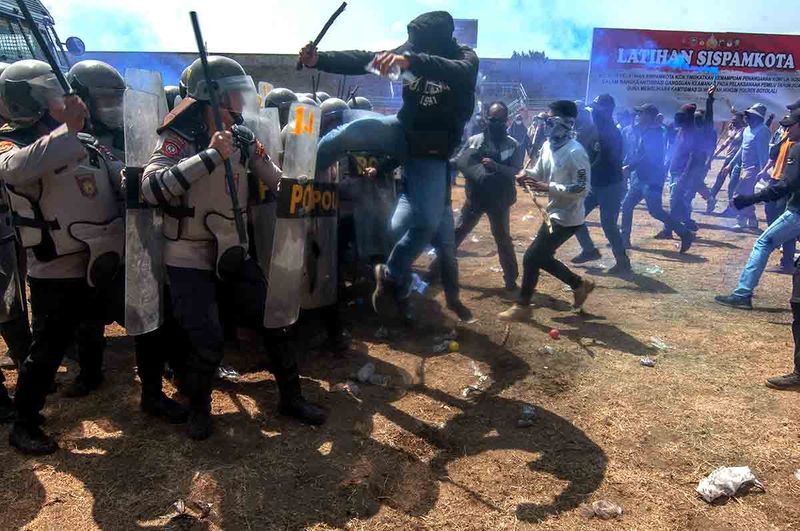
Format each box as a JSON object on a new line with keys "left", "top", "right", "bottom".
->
{"left": 733, "top": 209, "right": 800, "bottom": 298}
{"left": 765, "top": 198, "right": 796, "bottom": 268}
{"left": 317, "top": 114, "right": 408, "bottom": 170}
{"left": 621, "top": 174, "right": 689, "bottom": 240}
{"left": 669, "top": 170, "right": 703, "bottom": 224}
{"left": 575, "top": 181, "right": 628, "bottom": 261}
{"left": 388, "top": 159, "right": 450, "bottom": 295}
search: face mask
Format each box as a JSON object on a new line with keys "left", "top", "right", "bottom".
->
{"left": 486, "top": 118, "right": 506, "bottom": 140}
{"left": 544, "top": 116, "right": 574, "bottom": 148}
{"left": 94, "top": 105, "right": 123, "bottom": 130}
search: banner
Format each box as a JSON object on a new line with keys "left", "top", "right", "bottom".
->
{"left": 587, "top": 28, "right": 800, "bottom": 120}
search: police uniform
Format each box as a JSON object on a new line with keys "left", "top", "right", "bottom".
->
{"left": 142, "top": 96, "right": 324, "bottom": 438}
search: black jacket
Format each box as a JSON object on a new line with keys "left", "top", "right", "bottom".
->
{"left": 625, "top": 125, "right": 667, "bottom": 187}
{"left": 315, "top": 12, "right": 479, "bottom": 158}
{"left": 752, "top": 142, "right": 800, "bottom": 212}
{"left": 591, "top": 116, "right": 624, "bottom": 187}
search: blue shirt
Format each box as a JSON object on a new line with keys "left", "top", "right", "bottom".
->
{"left": 733, "top": 123, "right": 770, "bottom": 170}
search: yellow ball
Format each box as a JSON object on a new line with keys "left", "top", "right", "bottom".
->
{"left": 448, "top": 341, "right": 460, "bottom": 352}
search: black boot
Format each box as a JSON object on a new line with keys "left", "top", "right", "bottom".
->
{"left": 269, "top": 345, "right": 326, "bottom": 426}
{"left": 9, "top": 421, "right": 57, "bottom": 455}
{"left": 62, "top": 373, "right": 103, "bottom": 398}
{"left": 186, "top": 372, "right": 213, "bottom": 440}
{"left": 140, "top": 375, "right": 189, "bottom": 424}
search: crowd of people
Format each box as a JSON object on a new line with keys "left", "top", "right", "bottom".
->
{"left": 0, "top": 9, "right": 796, "bottom": 461}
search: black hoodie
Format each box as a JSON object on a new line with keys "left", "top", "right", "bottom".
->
{"left": 315, "top": 11, "right": 479, "bottom": 158}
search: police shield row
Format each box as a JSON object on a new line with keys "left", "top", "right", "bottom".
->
{"left": 0, "top": 56, "right": 383, "bottom": 455}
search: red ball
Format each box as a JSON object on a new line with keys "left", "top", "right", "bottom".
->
{"left": 549, "top": 329, "right": 561, "bottom": 340}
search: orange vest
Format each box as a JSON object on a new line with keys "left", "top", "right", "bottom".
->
{"left": 774, "top": 134, "right": 795, "bottom": 180}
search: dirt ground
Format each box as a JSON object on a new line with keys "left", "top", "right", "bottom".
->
{"left": 1, "top": 163, "right": 800, "bottom": 530}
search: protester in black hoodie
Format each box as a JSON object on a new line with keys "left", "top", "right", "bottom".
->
{"left": 570, "top": 94, "right": 631, "bottom": 274}
{"left": 299, "top": 11, "right": 479, "bottom": 322}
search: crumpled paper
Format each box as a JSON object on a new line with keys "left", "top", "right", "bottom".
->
{"left": 696, "top": 466, "right": 765, "bottom": 503}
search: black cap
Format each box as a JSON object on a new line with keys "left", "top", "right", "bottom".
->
{"left": 779, "top": 108, "right": 800, "bottom": 127}
{"left": 634, "top": 103, "right": 659, "bottom": 116}
{"left": 591, "top": 94, "right": 615, "bottom": 112}
{"left": 787, "top": 98, "right": 800, "bottom": 111}
{"left": 548, "top": 99, "right": 578, "bottom": 119}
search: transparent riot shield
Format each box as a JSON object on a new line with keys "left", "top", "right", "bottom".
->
{"left": 123, "top": 68, "right": 168, "bottom": 119}
{"left": 123, "top": 84, "right": 165, "bottom": 336}
{"left": 0, "top": 188, "right": 23, "bottom": 324}
{"left": 301, "top": 164, "right": 338, "bottom": 310}
{"left": 264, "top": 103, "right": 321, "bottom": 328}
{"left": 245, "top": 107, "right": 281, "bottom": 285}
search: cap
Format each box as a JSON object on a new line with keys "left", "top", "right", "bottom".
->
{"left": 634, "top": 103, "right": 659, "bottom": 116}
{"left": 779, "top": 108, "right": 800, "bottom": 127}
{"left": 591, "top": 93, "right": 615, "bottom": 112}
{"left": 787, "top": 98, "right": 800, "bottom": 111}
{"left": 549, "top": 99, "right": 578, "bottom": 119}
{"left": 680, "top": 103, "right": 697, "bottom": 114}
{"left": 744, "top": 103, "right": 767, "bottom": 120}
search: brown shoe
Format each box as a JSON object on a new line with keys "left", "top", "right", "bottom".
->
{"left": 498, "top": 303, "right": 532, "bottom": 321}
{"left": 572, "top": 279, "right": 595, "bottom": 309}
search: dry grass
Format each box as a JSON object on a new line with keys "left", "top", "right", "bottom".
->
{"left": 1, "top": 164, "right": 800, "bottom": 530}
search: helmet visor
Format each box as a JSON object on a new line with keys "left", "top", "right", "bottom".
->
{"left": 28, "top": 72, "right": 64, "bottom": 108}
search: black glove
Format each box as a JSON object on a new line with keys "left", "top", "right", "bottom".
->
{"left": 231, "top": 124, "right": 255, "bottom": 165}
{"left": 732, "top": 194, "right": 757, "bottom": 210}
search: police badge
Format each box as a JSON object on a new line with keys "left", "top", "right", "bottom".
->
{"left": 75, "top": 173, "right": 98, "bottom": 198}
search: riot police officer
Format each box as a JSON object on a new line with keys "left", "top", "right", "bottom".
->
{"left": 264, "top": 87, "right": 297, "bottom": 129}
{"left": 141, "top": 56, "right": 325, "bottom": 440}
{"left": 0, "top": 60, "right": 187, "bottom": 454}
{"left": 348, "top": 96, "right": 372, "bottom": 111}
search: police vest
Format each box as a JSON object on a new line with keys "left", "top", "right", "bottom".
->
{"left": 3, "top": 132, "right": 123, "bottom": 286}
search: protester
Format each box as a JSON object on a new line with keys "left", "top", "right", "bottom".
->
{"left": 619, "top": 103, "right": 695, "bottom": 253}
{"left": 498, "top": 100, "right": 594, "bottom": 321}
{"left": 661, "top": 86, "right": 715, "bottom": 236}
{"left": 765, "top": 244, "right": 800, "bottom": 389}
{"left": 707, "top": 112, "right": 745, "bottom": 214}
{"left": 298, "top": 10, "right": 479, "bottom": 322}
{"left": 570, "top": 94, "right": 631, "bottom": 274}
{"left": 715, "top": 108, "right": 800, "bottom": 310}
{"left": 721, "top": 102, "right": 770, "bottom": 230}
{"left": 431, "top": 101, "right": 522, "bottom": 291}
{"left": 508, "top": 112, "right": 530, "bottom": 155}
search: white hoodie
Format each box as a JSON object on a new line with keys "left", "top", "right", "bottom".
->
{"left": 524, "top": 138, "right": 591, "bottom": 227}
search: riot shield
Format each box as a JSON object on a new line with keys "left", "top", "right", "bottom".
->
{"left": 123, "top": 68, "right": 169, "bottom": 118}
{"left": 348, "top": 154, "right": 397, "bottom": 263}
{"left": 0, "top": 188, "right": 24, "bottom": 324}
{"left": 245, "top": 107, "right": 281, "bottom": 285}
{"left": 301, "top": 164, "right": 338, "bottom": 310}
{"left": 264, "top": 102, "right": 321, "bottom": 329}
{"left": 123, "top": 83, "right": 165, "bottom": 336}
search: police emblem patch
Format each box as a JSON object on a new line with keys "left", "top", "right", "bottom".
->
{"left": 161, "top": 138, "right": 185, "bottom": 159}
{"left": 75, "top": 173, "right": 98, "bottom": 198}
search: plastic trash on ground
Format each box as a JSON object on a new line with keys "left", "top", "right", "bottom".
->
{"left": 649, "top": 337, "right": 670, "bottom": 351}
{"left": 696, "top": 466, "right": 765, "bottom": 503}
{"left": 580, "top": 500, "right": 623, "bottom": 520}
{"left": 470, "top": 235, "right": 480, "bottom": 243}
{"left": 633, "top": 263, "right": 664, "bottom": 276}
{"left": 333, "top": 381, "right": 361, "bottom": 397}
{"left": 216, "top": 365, "right": 241, "bottom": 382}
{"left": 640, "top": 357, "right": 657, "bottom": 367}
{"left": 517, "top": 404, "right": 537, "bottom": 428}
{"left": 356, "top": 362, "right": 376, "bottom": 383}
{"left": 410, "top": 273, "right": 429, "bottom": 294}
{"left": 489, "top": 266, "right": 502, "bottom": 273}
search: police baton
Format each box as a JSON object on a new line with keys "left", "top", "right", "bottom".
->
{"left": 296, "top": 2, "right": 347, "bottom": 71}
{"left": 522, "top": 182, "right": 551, "bottom": 234}
{"left": 15, "top": 0, "right": 71, "bottom": 94}
{"left": 189, "top": 11, "right": 247, "bottom": 245}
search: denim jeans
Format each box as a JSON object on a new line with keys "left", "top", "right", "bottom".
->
{"left": 765, "top": 198, "right": 796, "bottom": 268}
{"left": 317, "top": 114, "right": 407, "bottom": 170}
{"left": 733, "top": 209, "right": 800, "bottom": 298}
{"left": 621, "top": 174, "right": 689, "bottom": 241}
{"left": 387, "top": 159, "right": 450, "bottom": 295}
{"left": 733, "top": 166, "right": 760, "bottom": 223}
{"left": 669, "top": 170, "right": 704, "bottom": 224}
{"left": 574, "top": 181, "right": 628, "bottom": 262}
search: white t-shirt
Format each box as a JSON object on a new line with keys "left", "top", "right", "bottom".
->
{"left": 525, "top": 138, "right": 591, "bottom": 227}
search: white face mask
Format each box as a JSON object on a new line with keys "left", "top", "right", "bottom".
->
{"left": 544, "top": 116, "right": 575, "bottom": 148}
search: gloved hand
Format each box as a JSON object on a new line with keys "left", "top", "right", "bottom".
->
{"left": 732, "top": 194, "right": 757, "bottom": 210}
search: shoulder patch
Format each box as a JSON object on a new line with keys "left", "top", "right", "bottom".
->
{"left": 0, "top": 141, "right": 15, "bottom": 154}
{"left": 159, "top": 135, "right": 187, "bottom": 159}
